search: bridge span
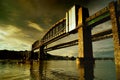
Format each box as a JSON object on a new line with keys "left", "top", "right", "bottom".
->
{"left": 30, "top": 1, "right": 120, "bottom": 79}
{"left": 32, "top": 1, "right": 120, "bottom": 61}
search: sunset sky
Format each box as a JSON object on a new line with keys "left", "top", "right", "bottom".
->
{"left": 0, "top": 0, "right": 116, "bottom": 57}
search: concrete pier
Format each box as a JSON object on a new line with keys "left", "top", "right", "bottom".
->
{"left": 76, "top": 59, "right": 94, "bottom": 80}
{"left": 40, "top": 45, "right": 45, "bottom": 60}
{"left": 109, "top": 1, "right": 120, "bottom": 80}
{"left": 77, "top": 7, "right": 94, "bottom": 63}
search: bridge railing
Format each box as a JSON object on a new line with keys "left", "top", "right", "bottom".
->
{"left": 41, "top": 6, "right": 111, "bottom": 46}
{"left": 32, "top": 40, "right": 41, "bottom": 51}
{"left": 41, "top": 18, "right": 66, "bottom": 43}
{"left": 32, "top": 1, "right": 120, "bottom": 51}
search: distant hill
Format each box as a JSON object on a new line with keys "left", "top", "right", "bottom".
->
{"left": 44, "top": 53, "right": 76, "bottom": 60}
{"left": 0, "top": 50, "right": 29, "bottom": 60}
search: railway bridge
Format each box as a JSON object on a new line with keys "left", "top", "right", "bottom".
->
{"left": 31, "top": 1, "right": 120, "bottom": 79}
{"left": 32, "top": 1, "right": 120, "bottom": 62}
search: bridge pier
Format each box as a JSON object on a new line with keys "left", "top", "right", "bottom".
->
{"left": 39, "top": 45, "right": 45, "bottom": 60}
{"left": 76, "top": 59, "right": 94, "bottom": 80}
{"left": 77, "top": 7, "right": 94, "bottom": 63}
{"left": 30, "top": 50, "right": 34, "bottom": 60}
{"left": 109, "top": 1, "right": 120, "bottom": 80}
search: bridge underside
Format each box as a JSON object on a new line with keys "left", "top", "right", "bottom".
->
{"left": 45, "top": 29, "right": 113, "bottom": 52}
{"left": 31, "top": 1, "right": 120, "bottom": 79}
{"left": 34, "top": 2, "right": 120, "bottom": 63}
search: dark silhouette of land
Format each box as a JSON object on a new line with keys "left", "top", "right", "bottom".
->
{"left": 44, "top": 53, "right": 76, "bottom": 60}
{"left": 0, "top": 50, "right": 76, "bottom": 60}
{"left": 0, "top": 50, "right": 114, "bottom": 61}
{"left": 0, "top": 50, "right": 30, "bottom": 60}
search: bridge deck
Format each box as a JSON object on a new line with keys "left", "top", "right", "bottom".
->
{"left": 45, "top": 29, "right": 113, "bottom": 51}
{"left": 32, "top": 1, "right": 119, "bottom": 51}
{"left": 41, "top": 6, "right": 111, "bottom": 46}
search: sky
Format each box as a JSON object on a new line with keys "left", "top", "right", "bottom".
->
{"left": 0, "top": 0, "right": 116, "bottom": 57}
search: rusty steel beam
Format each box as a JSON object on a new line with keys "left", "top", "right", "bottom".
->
{"left": 86, "top": 7, "right": 109, "bottom": 22}
{"left": 45, "top": 29, "right": 113, "bottom": 51}
{"left": 92, "top": 29, "right": 112, "bottom": 39}
{"left": 42, "top": 7, "right": 111, "bottom": 46}
{"left": 85, "top": 3, "right": 120, "bottom": 27}
{"left": 45, "top": 40, "right": 78, "bottom": 52}
{"left": 86, "top": 8, "right": 110, "bottom": 28}
{"left": 41, "top": 3, "right": 120, "bottom": 44}
{"left": 87, "top": 15, "right": 110, "bottom": 28}
{"left": 33, "top": 2, "right": 120, "bottom": 51}
{"left": 42, "top": 18, "right": 66, "bottom": 41}
{"left": 42, "top": 11, "right": 111, "bottom": 46}
{"left": 32, "top": 40, "right": 41, "bottom": 51}
{"left": 42, "top": 32, "right": 70, "bottom": 46}
{"left": 92, "top": 33, "right": 113, "bottom": 41}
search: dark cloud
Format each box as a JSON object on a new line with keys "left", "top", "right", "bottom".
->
{"left": 0, "top": 0, "right": 115, "bottom": 54}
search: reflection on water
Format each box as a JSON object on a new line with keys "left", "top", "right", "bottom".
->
{"left": 0, "top": 60, "right": 117, "bottom": 80}
{"left": 116, "top": 62, "right": 120, "bottom": 80}
{"left": 76, "top": 60, "right": 94, "bottom": 80}
{"left": 0, "top": 60, "right": 30, "bottom": 80}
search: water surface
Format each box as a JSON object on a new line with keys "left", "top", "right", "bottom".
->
{"left": 0, "top": 60, "right": 117, "bottom": 80}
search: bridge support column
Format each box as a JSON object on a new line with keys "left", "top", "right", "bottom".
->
{"left": 39, "top": 45, "right": 45, "bottom": 60}
{"left": 109, "top": 2, "right": 120, "bottom": 80}
{"left": 76, "top": 59, "right": 94, "bottom": 80}
{"left": 77, "top": 7, "right": 94, "bottom": 63}
{"left": 30, "top": 50, "right": 34, "bottom": 60}
{"left": 78, "top": 26, "right": 93, "bottom": 63}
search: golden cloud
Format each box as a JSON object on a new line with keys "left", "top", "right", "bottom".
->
{"left": 28, "top": 21, "right": 44, "bottom": 32}
{"left": 0, "top": 25, "right": 32, "bottom": 50}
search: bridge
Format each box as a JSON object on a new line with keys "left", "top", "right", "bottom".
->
{"left": 31, "top": 0, "right": 120, "bottom": 68}
{"left": 31, "top": 1, "right": 120, "bottom": 79}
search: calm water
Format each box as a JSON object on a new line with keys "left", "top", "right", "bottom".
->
{"left": 0, "top": 60, "right": 117, "bottom": 80}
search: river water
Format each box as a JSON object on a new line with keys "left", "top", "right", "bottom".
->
{"left": 0, "top": 60, "right": 117, "bottom": 80}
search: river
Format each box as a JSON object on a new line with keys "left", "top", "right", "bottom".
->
{"left": 0, "top": 60, "right": 117, "bottom": 80}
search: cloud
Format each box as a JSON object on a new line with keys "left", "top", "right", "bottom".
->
{"left": 28, "top": 21, "right": 44, "bottom": 32}
{"left": 0, "top": 24, "right": 33, "bottom": 51}
{"left": 0, "top": 37, "right": 31, "bottom": 51}
{"left": 0, "top": 25, "right": 21, "bottom": 37}
{"left": 0, "top": 0, "right": 115, "bottom": 53}
{"left": 0, "top": 30, "right": 8, "bottom": 40}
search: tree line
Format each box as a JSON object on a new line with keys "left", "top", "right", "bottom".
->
{"left": 0, "top": 50, "right": 30, "bottom": 60}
